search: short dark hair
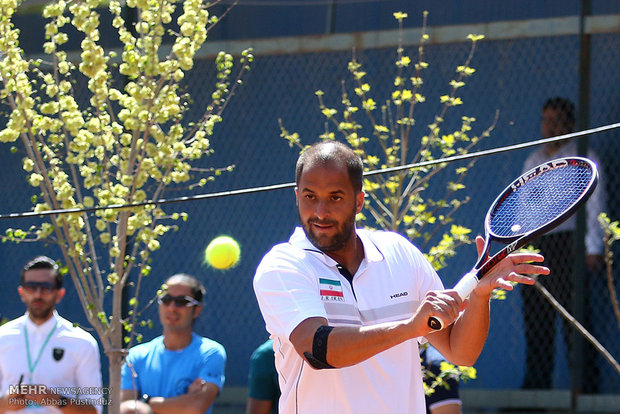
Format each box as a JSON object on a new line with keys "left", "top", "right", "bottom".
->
{"left": 21, "top": 256, "right": 62, "bottom": 288}
{"left": 543, "top": 97, "right": 575, "bottom": 126}
{"left": 164, "top": 273, "right": 206, "bottom": 302}
{"left": 295, "top": 141, "right": 364, "bottom": 192}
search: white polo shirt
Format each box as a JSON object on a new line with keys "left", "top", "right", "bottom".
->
{"left": 254, "top": 227, "right": 444, "bottom": 414}
{"left": 0, "top": 311, "right": 103, "bottom": 414}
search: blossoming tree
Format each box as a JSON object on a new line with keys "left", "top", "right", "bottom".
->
{"left": 0, "top": 0, "right": 252, "bottom": 411}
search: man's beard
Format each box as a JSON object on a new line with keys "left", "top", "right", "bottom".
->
{"left": 300, "top": 205, "right": 357, "bottom": 252}
{"left": 27, "top": 299, "right": 55, "bottom": 321}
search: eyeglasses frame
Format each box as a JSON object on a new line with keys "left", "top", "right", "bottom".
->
{"left": 21, "top": 281, "right": 59, "bottom": 293}
{"left": 157, "top": 294, "right": 201, "bottom": 308}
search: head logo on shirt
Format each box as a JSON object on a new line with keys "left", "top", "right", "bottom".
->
{"left": 53, "top": 348, "right": 65, "bottom": 361}
{"left": 319, "top": 278, "right": 344, "bottom": 302}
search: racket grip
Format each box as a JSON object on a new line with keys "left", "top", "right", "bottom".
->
{"left": 427, "top": 316, "right": 443, "bottom": 331}
{"left": 453, "top": 271, "right": 480, "bottom": 301}
{"left": 427, "top": 272, "right": 479, "bottom": 330}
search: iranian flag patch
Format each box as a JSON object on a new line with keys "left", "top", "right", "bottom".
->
{"left": 319, "top": 278, "right": 344, "bottom": 301}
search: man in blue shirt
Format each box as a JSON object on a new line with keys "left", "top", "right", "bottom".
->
{"left": 120, "top": 274, "right": 226, "bottom": 414}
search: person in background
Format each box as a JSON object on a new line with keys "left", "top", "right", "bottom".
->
{"left": 0, "top": 256, "right": 103, "bottom": 414}
{"left": 120, "top": 274, "right": 226, "bottom": 414}
{"left": 422, "top": 345, "right": 462, "bottom": 414}
{"left": 246, "top": 339, "right": 279, "bottom": 414}
{"left": 521, "top": 97, "right": 606, "bottom": 392}
{"left": 253, "top": 140, "right": 547, "bottom": 413}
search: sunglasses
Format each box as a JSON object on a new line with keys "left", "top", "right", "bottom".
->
{"left": 157, "top": 294, "right": 201, "bottom": 308}
{"left": 22, "top": 281, "right": 58, "bottom": 293}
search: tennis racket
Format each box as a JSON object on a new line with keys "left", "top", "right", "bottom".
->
{"left": 428, "top": 156, "right": 598, "bottom": 330}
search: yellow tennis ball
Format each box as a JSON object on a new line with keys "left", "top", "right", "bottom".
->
{"left": 205, "top": 236, "right": 240, "bottom": 270}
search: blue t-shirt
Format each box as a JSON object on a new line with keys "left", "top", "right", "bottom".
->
{"left": 121, "top": 333, "right": 226, "bottom": 414}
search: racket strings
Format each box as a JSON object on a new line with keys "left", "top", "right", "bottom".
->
{"left": 489, "top": 164, "right": 594, "bottom": 238}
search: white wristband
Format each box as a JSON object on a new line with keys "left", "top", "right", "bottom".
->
{"left": 453, "top": 272, "right": 479, "bottom": 300}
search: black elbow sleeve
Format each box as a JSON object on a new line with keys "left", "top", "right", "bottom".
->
{"left": 303, "top": 325, "right": 335, "bottom": 369}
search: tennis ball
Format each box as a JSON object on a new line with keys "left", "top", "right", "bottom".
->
{"left": 205, "top": 235, "right": 241, "bottom": 270}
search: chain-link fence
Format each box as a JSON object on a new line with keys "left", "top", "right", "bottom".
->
{"left": 1, "top": 3, "right": 619, "bottom": 413}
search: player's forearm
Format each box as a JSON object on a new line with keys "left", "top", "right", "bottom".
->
{"left": 448, "top": 291, "right": 491, "bottom": 366}
{"left": 326, "top": 321, "right": 414, "bottom": 367}
{"left": 291, "top": 316, "right": 419, "bottom": 368}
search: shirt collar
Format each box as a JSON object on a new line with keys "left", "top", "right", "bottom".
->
{"left": 24, "top": 310, "right": 60, "bottom": 333}
{"left": 289, "top": 226, "right": 384, "bottom": 266}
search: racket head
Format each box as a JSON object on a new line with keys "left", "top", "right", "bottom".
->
{"left": 483, "top": 157, "right": 598, "bottom": 245}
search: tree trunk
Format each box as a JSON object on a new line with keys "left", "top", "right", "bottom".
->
{"left": 107, "top": 349, "right": 123, "bottom": 414}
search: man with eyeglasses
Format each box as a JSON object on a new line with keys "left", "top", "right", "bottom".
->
{"left": 0, "top": 256, "right": 103, "bottom": 414}
{"left": 119, "top": 274, "right": 226, "bottom": 414}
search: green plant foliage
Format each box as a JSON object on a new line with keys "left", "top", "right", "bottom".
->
{"left": 421, "top": 342, "right": 478, "bottom": 397}
{"left": 598, "top": 213, "right": 620, "bottom": 328}
{"left": 280, "top": 11, "right": 496, "bottom": 270}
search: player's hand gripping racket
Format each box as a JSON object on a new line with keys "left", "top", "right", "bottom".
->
{"left": 428, "top": 157, "right": 598, "bottom": 330}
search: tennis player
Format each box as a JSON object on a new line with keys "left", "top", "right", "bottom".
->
{"left": 253, "top": 141, "right": 548, "bottom": 414}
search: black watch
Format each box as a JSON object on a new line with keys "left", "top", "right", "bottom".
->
{"left": 57, "top": 395, "right": 69, "bottom": 408}
{"left": 141, "top": 394, "right": 151, "bottom": 404}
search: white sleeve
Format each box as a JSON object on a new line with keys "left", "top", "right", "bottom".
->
{"left": 522, "top": 148, "right": 545, "bottom": 174}
{"left": 398, "top": 235, "right": 444, "bottom": 297}
{"left": 74, "top": 335, "right": 103, "bottom": 414}
{"left": 417, "top": 252, "right": 445, "bottom": 295}
{"left": 585, "top": 151, "right": 607, "bottom": 255}
{"left": 253, "top": 249, "right": 327, "bottom": 339}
